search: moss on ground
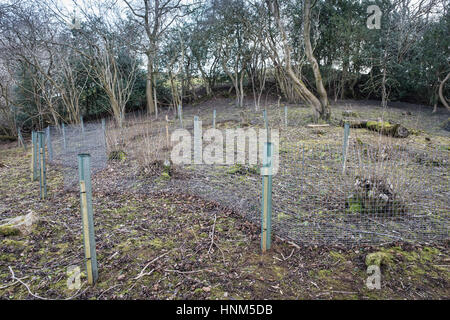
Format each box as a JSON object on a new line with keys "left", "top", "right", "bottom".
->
{"left": 0, "top": 103, "right": 449, "bottom": 300}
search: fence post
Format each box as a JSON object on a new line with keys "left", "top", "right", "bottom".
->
{"left": 62, "top": 122, "right": 67, "bottom": 150}
{"left": 101, "top": 118, "right": 106, "bottom": 148}
{"left": 284, "top": 106, "right": 288, "bottom": 127}
{"left": 194, "top": 116, "right": 202, "bottom": 164}
{"left": 80, "top": 115, "right": 85, "bottom": 133}
{"left": 178, "top": 105, "right": 183, "bottom": 128}
{"left": 165, "top": 115, "right": 170, "bottom": 148}
{"left": 213, "top": 109, "right": 216, "bottom": 129}
{"left": 46, "top": 126, "right": 53, "bottom": 162}
{"left": 154, "top": 88, "right": 158, "bottom": 119}
{"left": 342, "top": 122, "right": 350, "bottom": 173}
{"left": 17, "top": 128, "right": 25, "bottom": 150}
{"left": 263, "top": 109, "right": 268, "bottom": 129}
{"left": 30, "top": 131, "right": 38, "bottom": 181}
{"left": 263, "top": 109, "right": 270, "bottom": 142}
{"left": 261, "top": 142, "right": 273, "bottom": 252}
{"left": 78, "top": 153, "right": 98, "bottom": 285}
{"left": 37, "top": 131, "right": 47, "bottom": 199}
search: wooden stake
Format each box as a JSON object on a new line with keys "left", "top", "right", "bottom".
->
{"left": 165, "top": 115, "right": 170, "bottom": 148}
{"left": 261, "top": 142, "right": 273, "bottom": 252}
{"left": 78, "top": 154, "right": 98, "bottom": 285}
{"left": 80, "top": 181, "right": 93, "bottom": 284}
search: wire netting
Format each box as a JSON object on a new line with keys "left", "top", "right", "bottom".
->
{"left": 42, "top": 106, "right": 449, "bottom": 246}
{"left": 47, "top": 122, "right": 107, "bottom": 189}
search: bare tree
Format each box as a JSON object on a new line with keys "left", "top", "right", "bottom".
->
{"left": 266, "top": 0, "right": 330, "bottom": 120}
{"left": 123, "top": 0, "right": 193, "bottom": 115}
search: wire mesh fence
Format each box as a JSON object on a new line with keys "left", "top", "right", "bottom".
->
{"left": 47, "top": 122, "right": 107, "bottom": 189}
{"left": 40, "top": 107, "right": 449, "bottom": 246}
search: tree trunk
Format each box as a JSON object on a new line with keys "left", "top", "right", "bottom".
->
{"left": 438, "top": 72, "right": 450, "bottom": 111}
{"left": 303, "top": 0, "right": 330, "bottom": 120}
{"left": 146, "top": 54, "right": 155, "bottom": 115}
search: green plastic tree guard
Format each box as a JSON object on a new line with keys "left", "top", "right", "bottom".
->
{"left": 342, "top": 122, "right": 350, "bottom": 173}
{"left": 30, "top": 131, "right": 38, "bottom": 181}
{"left": 37, "top": 131, "right": 47, "bottom": 199}
{"left": 78, "top": 153, "right": 98, "bottom": 285}
{"left": 261, "top": 142, "right": 273, "bottom": 252}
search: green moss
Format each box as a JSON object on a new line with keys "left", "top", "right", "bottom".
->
{"left": 226, "top": 164, "right": 258, "bottom": 175}
{"left": 316, "top": 269, "right": 333, "bottom": 278}
{"left": 272, "top": 266, "right": 286, "bottom": 280}
{"left": 149, "top": 237, "right": 174, "bottom": 250}
{"left": 1, "top": 239, "right": 26, "bottom": 248}
{"left": 366, "top": 121, "right": 392, "bottom": 131}
{"left": 365, "top": 251, "right": 393, "bottom": 267}
{"left": 55, "top": 243, "right": 69, "bottom": 254}
{"left": 421, "top": 247, "right": 441, "bottom": 262}
{"left": 0, "top": 225, "right": 20, "bottom": 236}
{"left": 347, "top": 198, "right": 363, "bottom": 213}
{"left": 210, "top": 286, "right": 227, "bottom": 299}
{"left": 160, "top": 171, "right": 171, "bottom": 180}
{"left": 227, "top": 164, "right": 244, "bottom": 175}
{"left": 0, "top": 253, "right": 16, "bottom": 262}
{"left": 149, "top": 238, "right": 164, "bottom": 249}
{"left": 342, "top": 111, "right": 359, "bottom": 118}
{"left": 108, "top": 150, "right": 126, "bottom": 161}
{"left": 329, "top": 251, "right": 346, "bottom": 262}
{"left": 277, "top": 212, "right": 290, "bottom": 221}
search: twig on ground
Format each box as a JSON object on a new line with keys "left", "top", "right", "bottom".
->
{"left": 8, "top": 266, "right": 49, "bottom": 300}
{"left": 208, "top": 214, "right": 217, "bottom": 254}
{"left": 134, "top": 251, "right": 171, "bottom": 280}
{"left": 98, "top": 284, "right": 120, "bottom": 299}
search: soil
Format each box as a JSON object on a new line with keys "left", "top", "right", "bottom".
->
{"left": 0, "top": 98, "right": 449, "bottom": 300}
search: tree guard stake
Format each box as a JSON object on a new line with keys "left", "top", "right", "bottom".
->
{"left": 80, "top": 115, "right": 85, "bottom": 133}
{"left": 18, "top": 128, "right": 26, "bottom": 150}
{"left": 284, "top": 106, "right": 288, "bottom": 127}
{"left": 37, "top": 131, "right": 47, "bottom": 199}
{"left": 165, "top": 115, "right": 170, "bottom": 148}
{"left": 101, "top": 119, "right": 106, "bottom": 148}
{"left": 194, "top": 116, "right": 202, "bottom": 164}
{"left": 261, "top": 142, "right": 273, "bottom": 252}
{"left": 78, "top": 154, "right": 98, "bottom": 285}
{"left": 178, "top": 105, "right": 183, "bottom": 128}
{"left": 62, "top": 123, "right": 67, "bottom": 150}
{"left": 30, "top": 131, "right": 38, "bottom": 181}
{"left": 46, "top": 126, "right": 53, "bottom": 162}
{"left": 342, "top": 122, "right": 350, "bottom": 173}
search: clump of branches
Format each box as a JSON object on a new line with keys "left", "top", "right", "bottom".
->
{"left": 345, "top": 134, "right": 433, "bottom": 217}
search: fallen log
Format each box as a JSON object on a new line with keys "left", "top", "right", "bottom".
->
{"left": 306, "top": 124, "right": 330, "bottom": 128}
{"left": 341, "top": 119, "right": 410, "bottom": 138}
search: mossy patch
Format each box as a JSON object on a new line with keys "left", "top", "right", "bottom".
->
{"left": 365, "top": 251, "right": 393, "bottom": 267}
{"left": 1, "top": 239, "right": 26, "bottom": 248}
{"left": 226, "top": 164, "right": 259, "bottom": 175}
{"left": 0, "top": 253, "right": 16, "bottom": 262}
{"left": 329, "top": 251, "right": 346, "bottom": 262}
{"left": 108, "top": 150, "right": 126, "bottom": 161}
{"left": 0, "top": 225, "right": 20, "bottom": 236}
{"left": 347, "top": 197, "right": 363, "bottom": 213}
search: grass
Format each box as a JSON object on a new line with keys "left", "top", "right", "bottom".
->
{"left": 0, "top": 99, "right": 449, "bottom": 300}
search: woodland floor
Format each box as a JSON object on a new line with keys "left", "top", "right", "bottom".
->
{"left": 0, "top": 98, "right": 449, "bottom": 300}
